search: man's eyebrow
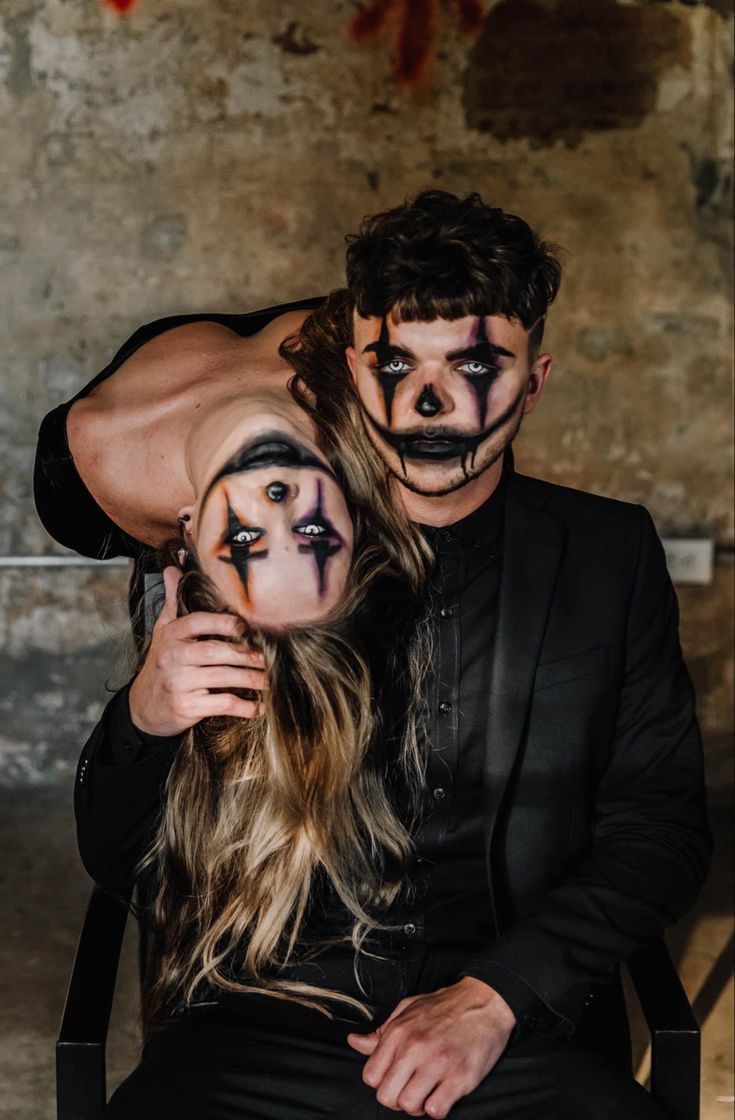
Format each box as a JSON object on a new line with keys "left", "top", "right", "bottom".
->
{"left": 363, "top": 341, "right": 415, "bottom": 359}
{"left": 446, "top": 341, "right": 515, "bottom": 361}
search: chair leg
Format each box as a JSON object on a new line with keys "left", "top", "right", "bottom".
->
{"left": 56, "top": 1041, "right": 106, "bottom": 1120}
{"left": 650, "top": 1029, "right": 701, "bottom": 1120}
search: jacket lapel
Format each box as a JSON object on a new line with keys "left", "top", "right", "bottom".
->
{"left": 483, "top": 473, "right": 565, "bottom": 833}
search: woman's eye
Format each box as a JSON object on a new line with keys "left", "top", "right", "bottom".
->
{"left": 294, "top": 523, "right": 326, "bottom": 537}
{"left": 380, "top": 359, "right": 410, "bottom": 375}
{"left": 229, "top": 528, "right": 262, "bottom": 545}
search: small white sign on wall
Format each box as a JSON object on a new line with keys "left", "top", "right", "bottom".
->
{"left": 661, "top": 539, "right": 715, "bottom": 585}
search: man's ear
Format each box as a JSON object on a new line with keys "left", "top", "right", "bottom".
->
{"left": 345, "top": 346, "right": 358, "bottom": 382}
{"left": 522, "top": 354, "right": 552, "bottom": 416}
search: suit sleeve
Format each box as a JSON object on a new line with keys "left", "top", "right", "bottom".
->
{"left": 457, "top": 506, "right": 712, "bottom": 1035}
{"left": 74, "top": 683, "right": 181, "bottom": 889}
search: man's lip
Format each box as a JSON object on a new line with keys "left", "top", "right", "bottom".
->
{"left": 407, "top": 438, "right": 459, "bottom": 457}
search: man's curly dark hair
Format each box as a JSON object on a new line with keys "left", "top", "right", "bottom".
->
{"left": 345, "top": 189, "right": 562, "bottom": 357}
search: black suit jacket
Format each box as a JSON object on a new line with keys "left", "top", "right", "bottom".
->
{"left": 74, "top": 469, "right": 711, "bottom": 1037}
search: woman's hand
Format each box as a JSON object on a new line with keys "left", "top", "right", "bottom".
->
{"left": 128, "top": 566, "right": 266, "bottom": 736}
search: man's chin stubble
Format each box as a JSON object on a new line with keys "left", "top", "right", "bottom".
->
{"left": 381, "top": 413, "right": 525, "bottom": 497}
{"left": 384, "top": 447, "right": 506, "bottom": 497}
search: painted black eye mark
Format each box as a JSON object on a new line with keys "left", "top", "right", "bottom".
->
{"left": 365, "top": 316, "right": 411, "bottom": 426}
{"left": 294, "top": 522, "right": 328, "bottom": 537}
{"left": 460, "top": 318, "right": 503, "bottom": 428}
{"left": 228, "top": 526, "right": 264, "bottom": 545}
{"left": 292, "top": 479, "right": 344, "bottom": 599}
{"left": 218, "top": 497, "right": 268, "bottom": 600}
{"left": 459, "top": 360, "right": 499, "bottom": 378}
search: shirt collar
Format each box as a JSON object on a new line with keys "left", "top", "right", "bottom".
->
{"left": 420, "top": 450, "right": 512, "bottom": 554}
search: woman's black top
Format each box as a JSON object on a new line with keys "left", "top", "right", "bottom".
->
{"left": 33, "top": 298, "right": 324, "bottom": 559}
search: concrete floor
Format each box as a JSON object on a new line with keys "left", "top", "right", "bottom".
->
{"left": 0, "top": 771, "right": 732, "bottom": 1120}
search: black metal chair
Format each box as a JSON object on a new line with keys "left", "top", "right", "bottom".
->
{"left": 56, "top": 558, "right": 701, "bottom": 1120}
{"left": 56, "top": 886, "right": 701, "bottom": 1120}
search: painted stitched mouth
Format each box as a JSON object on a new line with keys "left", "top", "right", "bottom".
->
{"left": 203, "top": 432, "right": 337, "bottom": 504}
{"left": 364, "top": 417, "right": 487, "bottom": 462}
{"left": 363, "top": 387, "right": 526, "bottom": 466}
{"left": 235, "top": 438, "right": 327, "bottom": 472}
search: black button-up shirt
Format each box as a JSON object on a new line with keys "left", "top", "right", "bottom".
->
{"left": 387, "top": 465, "right": 506, "bottom": 946}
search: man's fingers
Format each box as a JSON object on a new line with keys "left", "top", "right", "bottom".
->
{"left": 423, "top": 1081, "right": 466, "bottom": 1120}
{"left": 177, "top": 640, "right": 267, "bottom": 671}
{"left": 346, "top": 1032, "right": 379, "bottom": 1055}
{"left": 189, "top": 693, "right": 265, "bottom": 720}
{"left": 173, "top": 611, "right": 248, "bottom": 642}
{"left": 158, "top": 565, "right": 183, "bottom": 625}
{"left": 187, "top": 667, "right": 268, "bottom": 692}
{"left": 395, "top": 1070, "right": 443, "bottom": 1118}
{"left": 373, "top": 1052, "right": 423, "bottom": 1112}
{"left": 360, "top": 1029, "right": 400, "bottom": 1089}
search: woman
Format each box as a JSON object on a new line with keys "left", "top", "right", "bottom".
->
{"left": 35, "top": 295, "right": 434, "bottom": 1117}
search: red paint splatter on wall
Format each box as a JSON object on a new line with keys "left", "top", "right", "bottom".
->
{"left": 105, "top": 0, "right": 137, "bottom": 13}
{"left": 350, "top": 0, "right": 485, "bottom": 84}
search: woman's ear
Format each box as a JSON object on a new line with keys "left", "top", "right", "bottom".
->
{"left": 177, "top": 504, "right": 195, "bottom": 535}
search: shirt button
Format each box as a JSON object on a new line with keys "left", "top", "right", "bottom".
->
{"left": 403, "top": 923, "right": 417, "bottom": 937}
{"left": 438, "top": 701, "right": 452, "bottom": 714}
{"left": 439, "top": 530, "right": 453, "bottom": 544}
{"left": 433, "top": 787, "right": 446, "bottom": 801}
{"left": 123, "top": 742, "right": 134, "bottom": 754}
{"left": 439, "top": 606, "right": 453, "bottom": 619}
{"left": 472, "top": 539, "right": 483, "bottom": 551}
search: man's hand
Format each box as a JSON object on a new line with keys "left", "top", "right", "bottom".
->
{"left": 129, "top": 565, "right": 267, "bottom": 736}
{"left": 347, "top": 977, "right": 515, "bottom": 1118}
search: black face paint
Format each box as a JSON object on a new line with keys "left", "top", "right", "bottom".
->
{"left": 415, "top": 385, "right": 442, "bottom": 418}
{"left": 363, "top": 382, "right": 526, "bottom": 469}
{"left": 457, "top": 316, "right": 503, "bottom": 429}
{"left": 293, "top": 479, "right": 343, "bottom": 599}
{"left": 218, "top": 496, "right": 268, "bottom": 601}
{"left": 202, "top": 432, "right": 336, "bottom": 509}
{"left": 363, "top": 316, "right": 408, "bottom": 427}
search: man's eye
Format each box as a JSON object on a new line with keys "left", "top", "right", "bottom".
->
{"left": 229, "top": 528, "right": 263, "bottom": 546}
{"left": 459, "top": 361, "right": 498, "bottom": 377}
{"left": 380, "top": 359, "right": 410, "bottom": 375}
{"left": 294, "top": 523, "right": 326, "bottom": 537}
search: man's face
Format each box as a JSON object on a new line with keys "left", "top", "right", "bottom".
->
{"left": 347, "top": 312, "right": 551, "bottom": 496}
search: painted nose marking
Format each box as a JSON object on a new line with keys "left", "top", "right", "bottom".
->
{"left": 415, "top": 385, "right": 443, "bottom": 417}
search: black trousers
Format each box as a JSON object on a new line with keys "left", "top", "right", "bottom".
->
{"left": 106, "top": 943, "right": 667, "bottom": 1120}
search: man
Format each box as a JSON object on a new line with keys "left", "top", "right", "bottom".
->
{"left": 74, "top": 191, "right": 709, "bottom": 1119}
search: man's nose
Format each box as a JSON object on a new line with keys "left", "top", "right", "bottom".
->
{"left": 413, "top": 384, "right": 445, "bottom": 418}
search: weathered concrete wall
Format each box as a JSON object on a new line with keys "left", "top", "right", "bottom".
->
{"left": 1, "top": 0, "right": 732, "bottom": 781}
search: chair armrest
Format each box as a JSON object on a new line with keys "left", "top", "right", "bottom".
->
{"left": 56, "top": 884, "right": 131, "bottom": 1120}
{"left": 627, "top": 939, "right": 700, "bottom": 1120}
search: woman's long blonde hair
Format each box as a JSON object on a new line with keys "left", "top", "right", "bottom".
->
{"left": 136, "top": 293, "right": 433, "bottom": 1040}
